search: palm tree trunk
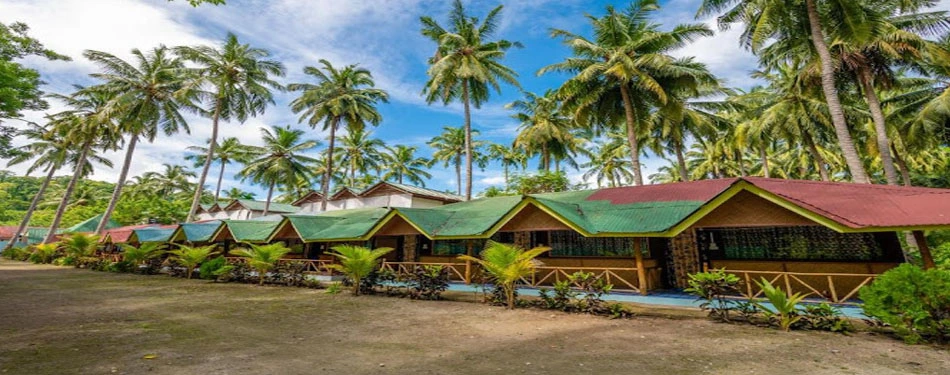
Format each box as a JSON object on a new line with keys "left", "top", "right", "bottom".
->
{"left": 263, "top": 182, "right": 274, "bottom": 216}
{"left": 890, "top": 142, "right": 912, "bottom": 186}
{"left": 804, "top": 134, "right": 830, "bottom": 181}
{"left": 555, "top": 158, "right": 560, "bottom": 173}
{"left": 462, "top": 81, "right": 473, "bottom": 201}
{"left": 187, "top": 99, "right": 222, "bottom": 222}
{"left": 858, "top": 69, "right": 898, "bottom": 185}
{"left": 805, "top": 0, "right": 869, "bottom": 183}
{"left": 619, "top": 84, "right": 644, "bottom": 185}
{"left": 96, "top": 133, "right": 139, "bottom": 234}
{"left": 760, "top": 146, "right": 770, "bottom": 178}
{"left": 6, "top": 165, "right": 57, "bottom": 250}
{"left": 320, "top": 119, "right": 339, "bottom": 212}
{"left": 45, "top": 142, "right": 90, "bottom": 244}
{"left": 541, "top": 144, "right": 549, "bottom": 171}
{"left": 350, "top": 157, "right": 356, "bottom": 187}
{"left": 455, "top": 154, "right": 462, "bottom": 196}
{"left": 674, "top": 142, "right": 689, "bottom": 182}
{"left": 503, "top": 164, "right": 509, "bottom": 187}
{"left": 214, "top": 161, "right": 226, "bottom": 202}
{"left": 737, "top": 152, "right": 748, "bottom": 177}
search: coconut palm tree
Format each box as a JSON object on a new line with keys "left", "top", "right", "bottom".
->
{"left": 142, "top": 164, "right": 196, "bottom": 199}
{"left": 458, "top": 241, "right": 550, "bottom": 309}
{"left": 338, "top": 128, "right": 385, "bottom": 186}
{"left": 541, "top": 0, "right": 714, "bottom": 186}
{"left": 60, "top": 232, "right": 100, "bottom": 263}
{"left": 421, "top": 0, "right": 521, "bottom": 200}
{"left": 508, "top": 91, "right": 574, "bottom": 172}
{"left": 232, "top": 243, "right": 292, "bottom": 285}
{"left": 381, "top": 145, "right": 432, "bottom": 186}
{"left": 168, "top": 244, "right": 215, "bottom": 279}
{"left": 582, "top": 137, "right": 634, "bottom": 188}
{"left": 326, "top": 245, "right": 394, "bottom": 296}
{"left": 176, "top": 34, "right": 285, "bottom": 222}
{"left": 428, "top": 126, "right": 487, "bottom": 195}
{"left": 222, "top": 187, "right": 255, "bottom": 200}
{"left": 186, "top": 137, "right": 251, "bottom": 203}
{"left": 120, "top": 242, "right": 166, "bottom": 271}
{"left": 287, "top": 60, "right": 388, "bottom": 211}
{"left": 82, "top": 46, "right": 193, "bottom": 235}
{"left": 698, "top": 0, "right": 873, "bottom": 183}
{"left": 487, "top": 143, "right": 527, "bottom": 187}
{"left": 238, "top": 126, "right": 319, "bottom": 215}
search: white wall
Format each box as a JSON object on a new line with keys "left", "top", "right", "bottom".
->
{"left": 410, "top": 197, "right": 444, "bottom": 208}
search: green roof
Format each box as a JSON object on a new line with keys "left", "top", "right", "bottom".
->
{"left": 222, "top": 220, "right": 282, "bottom": 242}
{"left": 531, "top": 190, "right": 705, "bottom": 235}
{"left": 175, "top": 221, "right": 222, "bottom": 242}
{"left": 285, "top": 208, "right": 390, "bottom": 241}
{"left": 63, "top": 214, "right": 120, "bottom": 233}
{"left": 131, "top": 227, "right": 175, "bottom": 243}
{"left": 396, "top": 195, "right": 523, "bottom": 238}
{"left": 233, "top": 200, "right": 298, "bottom": 213}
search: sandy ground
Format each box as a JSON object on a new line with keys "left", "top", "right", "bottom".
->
{"left": 0, "top": 259, "right": 947, "bottom": 375}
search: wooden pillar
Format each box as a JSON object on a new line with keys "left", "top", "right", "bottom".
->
{"left": 464, "top": 240, "right": 474, "bottom": 284}
{"left": 912, "top": 230, "right": 935, "bottom": 270}
{"left": 633, "top": 238, "right": 648, "bottom": 295}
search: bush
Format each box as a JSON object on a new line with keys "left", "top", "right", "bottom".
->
{"left": 2, "top": 246, "right": 30, "bottom": 261}
{"left": 106, "top": 260, "right": 135, "bottom": 273}
{"left": 199, "top": 257, "right": 233, "bottom": 281}
{"left": 536, "top": 272, "right": 624, "bottom": 317}
{"left": 800, "top": 303, "right": 853, "bottom": 333}
{"left": 860, "top": 264, "right": 950, "bottom": 344}
{"left": 684, "top": 269, "right": 741, "bottom": 321}
{"left": 28, "top": 244, "right": 61, "bottom": 264}
{"left": 407, "top": 265, "right": 450, "bottom": 300}
{"left": 539, "top": 280, "right": 577, "bottom": 311}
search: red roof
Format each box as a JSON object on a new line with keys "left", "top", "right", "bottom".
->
{"left": 588, "top": 178, "right": 738, "bottom": 204}
{"left": 0, "top": 226, "right": 19, "bottom": 240}
{"left": 101, "top": 224, "right": 161, "bottom": 243}
{"left": 743, "top": 177, "right": 950, "bottom": 228}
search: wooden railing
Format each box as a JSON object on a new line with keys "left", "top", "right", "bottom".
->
{"left": 727, "top": 269, "right": 878, "bottom": 304}
{"left": 225, "top": 257, "right": 336, "bottom": 275}
{"left": 380, "top": 261, "right": 467, "bottom": 280}
{"left": 519, "top": 266, "right": 645, "bottom": 293}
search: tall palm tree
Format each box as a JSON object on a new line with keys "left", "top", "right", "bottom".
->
{"left": 142, "top": 164, "right": 196, "bottom": 199}
{"left": 487, "top": 143, "right": 527, "bottom": 186}
{"left": 287, "top": 60, "right": 388, "bottom": 211}
{"left": 381, "top": 145, "right": 432, "bottom": 186}
{"left": 4, "top": 123, "right": 69, "bottom": 250}
{"left": 508, "top": 91, "right": 574, "bottom": 172}
{"left": 421, "top": 0, "right": 521, "bottom": 200}
{"left": 176, "top": 33, "right": 285, "bottom": 222}
{"left": 222, "top": 187, "right": 255, "bottom": 200}
{"left": 186, "top": 137, "right": 250, "bottom": 202}
{"left": 428, "top": 126, "right": 487, "bottom": 195}
{"left": 40, "top": 89, "right": 119, "bottom": 243}
{"left": 338, "top": 128, "right": 385, "bottom": 186}
{"left": 82, "top": 46, "right": 193, "bottom": 235}
{"left": 238, "top": 125, "right": 319, "bottom": 215}
{"left": 698, "top": 0, "right": 873, "bottom": 183}
{"left": 582, "top": 140, "right": 635, "bottom": 188}
{"left": 541, "top": 0, "right": 714, "bottom": 185}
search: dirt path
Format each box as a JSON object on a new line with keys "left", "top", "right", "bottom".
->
{"left": 0, "top": 260, "right": 946, "bottom": 374}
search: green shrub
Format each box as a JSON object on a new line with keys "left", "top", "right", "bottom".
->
{"left": 407, "top": 265, "right": 450, "bottom": 300}
{"left": 325, "top": 283, "right": 343, "bottom": 294}
{"left": 800, "top": 303, "right": 853, "bottom": 333}
{"left": 106, "top": 260, "right": 135, "bottom": 273}
{"left": 859, "top": 264, "right": 950, "bottom": 344}
{"left": 685, "top": 269, "right": 741, "bottom": 321}
{"left": 2, "top": 246, "right": 30, "bottom": 261}
{"left": 28, "top": 243, "right": 61, "bottom": 264}
{"left": 199, "top": 256, "right": 233, "bottom": 280}
{"left": 539, "top": 280, "right": 577, "bottom": 311}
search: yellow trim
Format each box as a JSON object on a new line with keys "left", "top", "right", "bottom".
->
{"left": 209, "top": 221, "right": 231, "bottom": 243}
{"left": 264, "top": 217, "right": 293, "bottom": 243}
{"left": 370, "top": 210, "right": 435, "bottom": 240}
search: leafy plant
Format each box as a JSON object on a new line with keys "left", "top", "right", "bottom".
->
{"left": 800, "top": 303, "right": 853, "bottom": 333}
{"left": 859, "top": 264, "right": 950, "bottom": 344}
{"left": 538, "top": 280, "right": 577, "bottom": 311}
{"left": 231, "top": 243, "right": 292, "bottom": 285}
{"left": 59, "top": 233, "right": 99, "bottom": 266}
{"left": 167, "top": 245, "right": 216, "bottom": 279}
{"left": 407, "top": 265, "right": 450, "bottom": 300}
{"left": 272, "top": 260, "right": 308, "bottom": 287}
{"left": 754, "top": 278, "right": 805, "bottom": 332}
{"left": 458, "top": 241, "right": 550, "bottom": 309}
{"left": 325, "top": 283, "right": 343, "bottom": 294}
{"left": 734, "top": 300, "right": 761, "bottom": 323}
{"left": 326, "top": 245, "right": 394, "bottom": 295}
{"left": 684, "top": 269, "right": 741, "bottom": 321}
{"left": 28, "top": 243, "right": 60, "bottom": 264}
{"left": 607, "top": 303, "right": 633, "bottom": 319}
{"left": 572, "top": 271, "right": 613, "bottom": 313}
{"left": 2, "top": 246, "right": 31, "bottom": 261}
{"left": 198, "top": 256, "right": 233, "bottom": 281}
{"left": 120, "top": 243, "right": 166, "bottom": 273}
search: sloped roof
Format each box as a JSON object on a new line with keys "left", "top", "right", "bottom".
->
{"left": 329, "top": 187, "right": 363, "bottom": 200}
{"left": 224, "top": 199, "right": 299, "bottom": 213}
{"left": 284, "top": 207, "right": 390, "bottom": 242}
{"left": 291, "top": 191, "right": 324, "bottom": 206}
{"left": 173, "top": 221, "right": 222, "bottom": 243}
{"left": 396, "top": 195, "right": 523, "bottom": 238}
{"left": 362, "top": 181, "right": 464, "bottom": 203}
{"left": 63, "top": 214, "right": 120, "bottom": 233}
{"left": 218, "top": 220, "right": 283, "bottom": 243}
{"left": 131, "top": 226, "right": 177, "bottom": 243}
{"left": 101, "top": 224, "right": 161, "bottom": 243}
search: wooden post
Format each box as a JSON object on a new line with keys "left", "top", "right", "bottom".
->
{"left": 633, "top": 239, "right": 648, "bottom": 295}
{"left": 912, "top": 230, "right": 935, "bottom": 270}
{"left": 464, "top": 240, "right": 474, "bottom": 284}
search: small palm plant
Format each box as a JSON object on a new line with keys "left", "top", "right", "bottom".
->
{"left": 120, "top": 243, "right": 166, "bottom": 272}
{"left": 60, "top": 233, "right": 100, "bottom": 265}
{"left": 231, "top": 243, "right": 292, "bottom": 285}
{"left": 168, "top": 245, "right": 216, "bottom": 279}
{"left": 29, "top": 243, "right": 61, "bottom": 264}
{"left": 755, "top": 278, "right": 806, "bottom": 332}
{"left": 326, "top": 245, "right": 394, "bottom": 295}
{"left": 458, "top": 241, "right": 550, "bottom": 309}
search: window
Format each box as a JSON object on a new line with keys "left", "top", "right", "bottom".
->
{"left": 537, "top": 230, "right": 645, "bottom": 257}
{"left": 697, "top": 226, "right": 892, "bottom": 261}
{"left": 431, "top": 240, "right": 486, "bottom": 256}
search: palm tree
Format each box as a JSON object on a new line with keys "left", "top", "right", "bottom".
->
{"left": 176, "top": 34, "right": 285, "bottom": 222}
{"left": 326, "top": 245, "right": 394, "bottom": 295}
{"left": 120, "top": 242, "right": 166, "bottom": 271}
{"left": 168, "top": 244, "right": 215, "bottom": 279}
{"left": 238, "top": 126, "right": 319, "bottom": 215}
{"left": 60, "top": 233, "right": 100, "bottom": 261}
{"left": 698, "top": 0, "right": 872, "bottom": 183}
{"left": 457, "top": 241, "right": 550, "bottom": 309}
{"left": 428, "top": 126, "right": 487, "bottom": 195}
{"left": 222, "top": 187, "right": 255, "bottom": 200}
{"left": 142, "top": 164, "right": 196, "bottom": 199}
{"left": 83, "top": 46, "right": 193, "bottom": 235}
{"left": 232, "top": 243, "right": 292, "bottom": 285}
{"left": 338, "top": 128, "right": 385, "bottom": 186}
{"left": 4, "top": 123, "right": 69, "bottom": 250}
{"left": 487, "top": 143, "right": 527, "bottom": 186}
{"left": 287, "top": 60, "right": 388, "bottom": 211}
{"left": 421, "top": 0, "right": 521, "bottom": 200}
{"left": 582, "top": 137, "right": 634, "bottom": 188}
{"left": 508, "top": 91, "right": 574, "bottom": 172}
{"left": 541, "top": 0, "right": 714, "bottom": 186}
{"left": 381, "top": 145, "right": 432, "bottom": 186}
{"left": 41, "top": 89, "right": 119, "bottom": 243}
{"left": 186, "top": 137, "right": 251, "bottom": 202}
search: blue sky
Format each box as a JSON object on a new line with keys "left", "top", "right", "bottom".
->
{"left": 4, "top": 0, "right": 947, "bottom": 197}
